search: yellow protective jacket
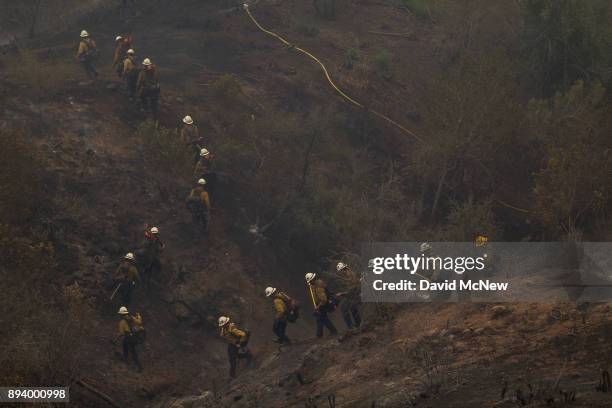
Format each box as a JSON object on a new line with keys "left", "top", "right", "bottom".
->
{"left": 115, "top": 261, "right": 140, "bottom": 284}
{"left": 310, "top": 279, "right": 328, "bottom": 309}
{"left": 187, "top": 187, "right": 210, "bottom": 211}
{"left": 220, "top": 323, "right": 247, "bottom": 345}
{"left": 123, "top": 56, "right": 136, "bottom": 76}
{"left": 117, "top": 318, "right": 131, "bottom": 339}
{"left": 273, "top": 295, "right": 288, "bottom": 320}
{"left": 76, "top": 38, "right": 96, "bottom": 59}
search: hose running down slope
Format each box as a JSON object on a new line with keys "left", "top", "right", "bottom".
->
{"left": 243, "top": 4, "right": 424, "bottom": 144}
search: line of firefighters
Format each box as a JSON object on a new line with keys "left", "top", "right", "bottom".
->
{"left": 217, "top": 262, "right": 363, "bottom": 378}
{"left": 77, "top": 30, "right": 216, "bottom": 233}
{"left": 111, "top": 225, "right": 165, "bottom": 372}
{"left": 78, "top": 27, "right": 362, "bottom": 378}
{"left": 76, "top": 30, "right": 160, "bottom": 119}
{"left": 77, "top": 28, "right": 488, "bottom": 381}
{"left": 75, "top": 28, "right": 219, "bottom": 374}
{"left": 217, "top": 238, "right": 490, "bottom": 378}
{"left": 112, "top": 233, "right": 362, "bottom": 378}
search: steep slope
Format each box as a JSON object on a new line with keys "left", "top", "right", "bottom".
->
{"left": 218, "top": 303, "right": 612, "bottom": 407}
{"left": 2, "top": 1, "right": 612, "bottom": 407}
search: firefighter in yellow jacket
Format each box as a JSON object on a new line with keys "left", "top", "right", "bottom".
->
{"left": 193, "top": 148, "right": 216, "bottom": 199}
{"left": 117, "top": 306, "right": 142, "bottom": 371}
{"left": 185, "top": 178, "right": 210, "bottom": 232}
{"left": 136, "top": 58, "right": 160, "bottom": 119}
{"left": 305, "top": 273, "right": 338, "bottom": 338}
{"left": 180, "top": 116, "right": 205, "bottom": 163}
{"left": 122, "top": 49, "right": 139, "bottom": 99}
{"left": 114, "top": 252, "right": 140, "bottom": 306}
{"left": 218, "top": 316, "right": 252, "bottom": 378}
{"left": 75, "top": 30, "right": 98, "bottom": 79}
{"left": 113, "top": 35, "right": 132, "bottom": 76}
{"left": 265, "top": 287, "right": 294, "bottom": 344}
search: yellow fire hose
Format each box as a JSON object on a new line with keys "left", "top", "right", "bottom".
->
{"left": 243, "top": 4, "right": 424, "bottom": 144}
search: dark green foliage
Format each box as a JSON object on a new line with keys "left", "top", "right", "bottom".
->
{"left": 445, "top": 199, "right": 499, "bottom": 241}
{"left": 520, "top": 0, "right": 612, "bottom": 95}
{"left": 529, "top": 81, "right": 612, "bottom": 234}
{"left": 413, "top": 50, "right": 522, "bottom": 222}
{"left": 373, "top": 50, "right": 393, "bottom": 80}
{"left": 210, "top": 74, "right": 243, "bottom": 103}
{"left": 136, "top": 121, "right": 192, "bottom": 179}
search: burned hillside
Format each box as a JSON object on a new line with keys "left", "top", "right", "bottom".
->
{"left": 1, "top": 0, "right": 612, "bottom": 407}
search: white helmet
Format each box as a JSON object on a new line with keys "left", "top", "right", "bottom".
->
{"left": 80, "top": 30, "right": 89, "bottom": 38}
{"left": 218, "top": 316, "right": 230, "bottom": 327}
{"left": 200, "top": 148, "right": 210, "bottom": 157}
{"left": 142, "top": 58, "right": 152, "bottom": 66}
{"left": 305, "top": 272, "right": 316, "bottom": 283}
{"left": 115, "top": 35, "right": 123, "bottom": 42}
{"left": 127, "top": 48, "right": 135, "bottom": 55}
{"left": 197, "top": 178, "right": 207, "bottom": 185}
{"left": 265, "top": 287, "right": 276, "bottom": 297}
{"left": 118, "top": 306, "right": 129, "bottom": 315}
{"left": 336, "top": 262, "right": 347, "bottom": 272}
{"left": 150, "top": 227, "right": 159, "bottom": 234}
{"left": 420, "top": 242, "right": 432, "bottom": 253}
{"left": 183, "top": 115, "right": 194, "bottom": 125}
{"left": 124, "top": 252, "right": 135, "bottom": 260}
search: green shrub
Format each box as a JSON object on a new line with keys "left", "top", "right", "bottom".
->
{"left": 520, "top": 0, "right": 612, "bottom": 95}
{"left": 210, "top": 74, "right": 243, "bottom": 103}
{"left": 136, "top": 121, "right": 192, "bottom": 179}
{"left": 444, "top": 199, "right": 498, "bottom": 241}
{"left": 529, "top": 81, "right": 611, "bottom": 233}
{"left": 373, "top": 49, "right": 393, "bottom": 80}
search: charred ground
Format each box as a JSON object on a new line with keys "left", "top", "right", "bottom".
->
{"left": 1, "top": 0, "right": 612, "bottom": 407}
